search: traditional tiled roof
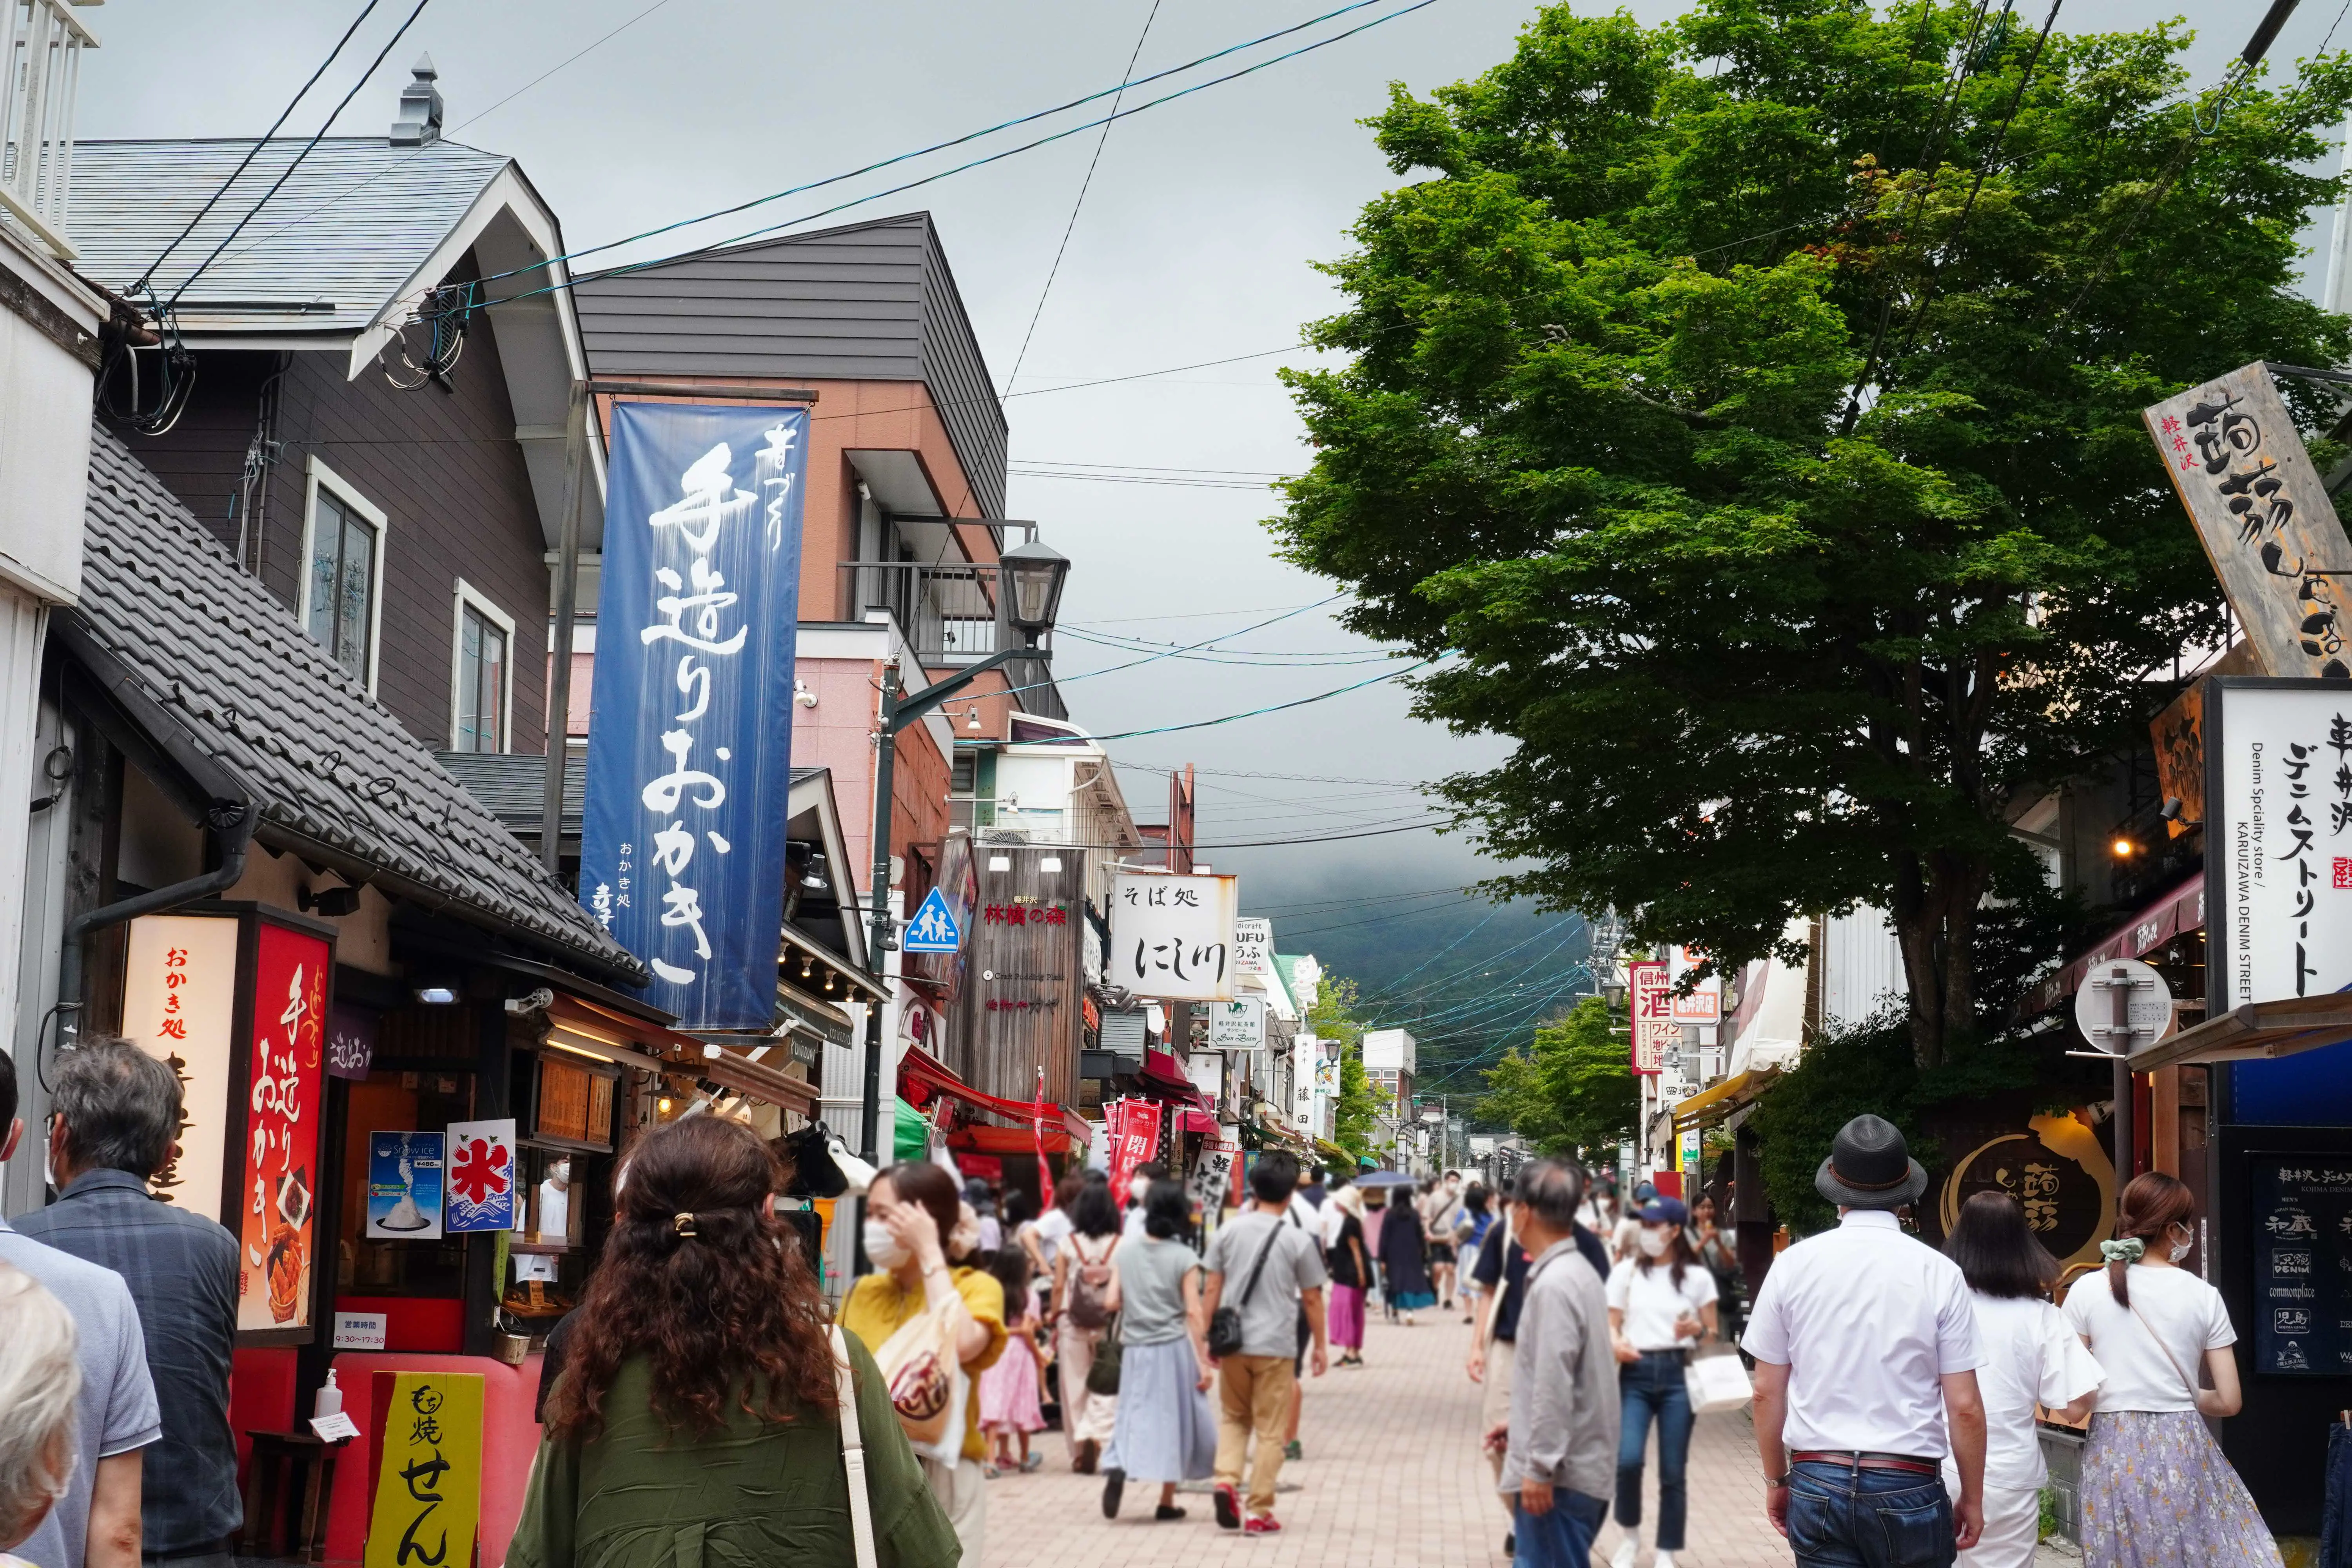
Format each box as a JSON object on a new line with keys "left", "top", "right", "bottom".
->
{"left": 75, "top": 420, "right": 642, "bottom": 981}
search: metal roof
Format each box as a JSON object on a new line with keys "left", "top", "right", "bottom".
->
{"left": 76, "top": 419, "right": 643, "bottom": 980}
{"left": 69, "top": 138, "right": 512, "bottom": 331}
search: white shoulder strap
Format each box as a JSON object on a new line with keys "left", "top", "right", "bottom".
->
{"left": 831, "top": 1326, "right": 878, "bottom": 1568}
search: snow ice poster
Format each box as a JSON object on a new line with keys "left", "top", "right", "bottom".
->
{"left": 366, "top": 1131, "right": 445, "bottom": 1240}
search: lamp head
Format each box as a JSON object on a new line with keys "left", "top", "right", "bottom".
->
{"left": 998, "top": 539, "right": 1069, "bottom": 642}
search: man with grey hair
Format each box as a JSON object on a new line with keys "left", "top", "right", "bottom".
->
{"left": 0, "top": 1046, "right": 158, "bottom": 1568}
{"left": 19, "top": 1039, "right": 241, "bottom": 1568}
{"left": 1492, "top": 1156, "right": 1617, "bottom": 1568}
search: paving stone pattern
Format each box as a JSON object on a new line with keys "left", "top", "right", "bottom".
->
{"left": 981, "top": 1314, "right": 1794, "bottom": 1568}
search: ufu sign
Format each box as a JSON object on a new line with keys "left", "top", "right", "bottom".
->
{"left": 579, "top": 402, "right": 809, "bottom": 1028}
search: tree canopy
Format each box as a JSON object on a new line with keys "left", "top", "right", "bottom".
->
{"left": 1305, "top": 973, "right": 1388, "bottom": 1163}
{"left": 1273, "top": 0, "right": 2352, "bottom": 1066}
{"left": 1475, "top": 995, "right": 1638, "bottom": 1159}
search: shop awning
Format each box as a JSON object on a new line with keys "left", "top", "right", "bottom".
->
{"left": 2028, "top": 873, "right": 2205, "bottom": 1014}
{"left": 1672, "top": 1067, "right": 1782, "bottom": 1134}
{"left": 2126, "top": 992, "right": 2352, "bottom": 1073}
{"left": 948, "top": 1123, "right": 1086, "bottom": 1156}
{"left": 1176, "top": 1108, "right": 1219, "bottom": 1135}
{"left": 897, "top": 1045, "right": 1093, "bottom": 1147}
{"left": 543, "top": 991, "right": 818, "bottom": 1115}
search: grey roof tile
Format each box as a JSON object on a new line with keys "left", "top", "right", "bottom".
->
{"left": 77, "top": 419, "right": 642, "bottom": 980}
{"left": 69, "top": 139, "right": 512, "bottom": 330}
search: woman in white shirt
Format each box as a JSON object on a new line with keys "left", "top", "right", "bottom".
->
{"left": 2062, "top": 1172, "right": 2278, "bottom": 1568}
{"left": 1603, "top": 1198, "right": 1717, "bottom": 1568}
{"left": 1939, "top": 1191, "right": 2103, "bottom": 1568}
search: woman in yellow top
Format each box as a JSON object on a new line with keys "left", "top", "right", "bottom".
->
{"left": 842, "top": 1161, "right": 1008, "bottom": 1564}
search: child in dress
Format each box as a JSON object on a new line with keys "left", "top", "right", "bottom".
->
{"left": 980, "top": 1245, "right": 1048, "bottom": 1475}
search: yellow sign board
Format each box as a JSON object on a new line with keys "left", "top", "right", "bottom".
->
{"left": 365, "top": 1372, "right": 483, "bottom": 1568}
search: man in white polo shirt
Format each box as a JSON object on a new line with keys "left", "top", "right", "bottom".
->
{"left": 1742, "top": 1115, "right": 1987, "bottom": 1567}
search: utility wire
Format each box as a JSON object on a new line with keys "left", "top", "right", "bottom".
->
{"left": 129, "top": 0, "right": 384, "bottom": 297}
{"left": 163, "top": 0, "right": 436, "bottom": 314}
{"left": 1002, "top": 0, "right": 1164, "bottom": 397}
{"left": 1076, "top": 661, "right": 1431, "bottom": 742}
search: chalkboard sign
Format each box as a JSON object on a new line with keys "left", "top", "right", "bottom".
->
{"left": 2251, "top": 1157, "right": 2352, "bottom": 1376}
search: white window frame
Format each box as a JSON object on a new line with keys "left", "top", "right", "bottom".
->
{"left": 449, "top": 579, "right": 517, "bottom": 755}
{"left": 296, "top": 457, "right": 390, "bottom": 695}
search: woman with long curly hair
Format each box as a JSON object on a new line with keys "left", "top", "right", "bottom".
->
{"left": 507, "top": 1116, "right": 957, "bottom": 1568}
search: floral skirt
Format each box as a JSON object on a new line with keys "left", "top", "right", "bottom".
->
{"left": 2080, "top": 1410, "right": 2282, "bottom": 1568}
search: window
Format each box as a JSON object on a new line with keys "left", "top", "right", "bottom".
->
{"left": 450, "top": 581, "right": 515, "bottom": 754}
{"left": 300, "top": 460, "right": 386, "bottom": 690}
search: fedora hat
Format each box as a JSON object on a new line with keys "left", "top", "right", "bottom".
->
{"left": 1815, "top": 1114, "right": 1926, "bottom": 1210}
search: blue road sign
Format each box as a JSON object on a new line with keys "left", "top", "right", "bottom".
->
{"left": 901, "top": 886, "right": 964, "bottom": 953}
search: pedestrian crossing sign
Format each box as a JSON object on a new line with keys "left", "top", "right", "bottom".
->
{"left": 900, "top": 887, "right": 963, "bottom": 953}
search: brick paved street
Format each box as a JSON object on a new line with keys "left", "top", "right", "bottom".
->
{"left": 982, "top": 1314, "right": 1792, "bottom": 1568}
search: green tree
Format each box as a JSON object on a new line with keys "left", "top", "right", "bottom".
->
{"left": 1274, "top": 1, "right": 2352, "bottom": 1069}
{"left": 1306, "top": 975, "right": 1388, "bottom": 1163}
{"left": 1475, "top": 996, "right": 1638, "bottom": 1159}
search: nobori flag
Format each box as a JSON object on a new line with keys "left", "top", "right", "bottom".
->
{"left": 579, "top": 403, "right": 807, "bottom": 1028}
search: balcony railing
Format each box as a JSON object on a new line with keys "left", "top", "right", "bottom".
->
{"left": 838, "top": 559, "right": 1065, "bottom": 719}
{"left": 0, "top": 0, "right": 94, "bottom": 260}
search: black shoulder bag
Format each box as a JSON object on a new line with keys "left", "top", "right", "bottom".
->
{"left": 1208, "top": 1220, "right": 1289, "bottom": 1359}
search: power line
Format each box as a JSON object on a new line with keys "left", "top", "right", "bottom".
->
{"left": 1002, "top": 0, "right": 1165, "bottom": 396}
{"left": 1074, "top": 662, "right": 1429, "bottom": 741}
{"left": 130, "top": 0, "right": 386, "bottom": 297}
{"left": 163, "top": 0, "right": 436, "bottom": 314}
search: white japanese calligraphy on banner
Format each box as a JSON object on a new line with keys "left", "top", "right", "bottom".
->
{"left": 1109, "top": 872, "right": 1238, "bottom": 1000}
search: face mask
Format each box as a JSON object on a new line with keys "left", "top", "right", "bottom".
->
{"left": 1129, "top": 1176, "right": 1150, "bottom": 1203}
{"left": 863, "top": 1219, "right": 909, "bottom": 1269}
{"left": 1638, "top": 1227, "right": 1671, "bottom": 1258}
{"left": 2170, "top": 1227, "right": 2193, "bottom": 1264}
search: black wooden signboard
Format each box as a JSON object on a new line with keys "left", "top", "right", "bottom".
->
{"left": 2250, "top": 1156, "right": 2352, "bottom": 1376}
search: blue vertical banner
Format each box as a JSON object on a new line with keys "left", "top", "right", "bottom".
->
{"left": 579, "top": 402, "right": 807, "bottom": 1027}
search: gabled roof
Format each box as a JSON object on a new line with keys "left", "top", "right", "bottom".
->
{"left": 75, "top": 420, "right": 642, "bottom": 981}
{"left": 70, "top": 138, "right": 513, "bottom": 335}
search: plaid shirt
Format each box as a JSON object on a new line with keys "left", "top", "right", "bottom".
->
{"left": 16, "top": 1169, "right": 243, "bottom": 1554}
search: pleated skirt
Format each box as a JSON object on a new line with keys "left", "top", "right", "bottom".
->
{"left": 1102, "top": 1337, "right": 1217, "bottom": 1484}
{"left": 2079, "top": 1410, "right": 2282, "bottom": 1568}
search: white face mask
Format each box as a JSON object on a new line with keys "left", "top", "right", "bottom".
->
{"left": 863, "top": 1219, "right": 910, "bottom": 1269}
{"left": 2169, "top": 1226, "right": 2193, "bottom": 1264}
{"left": 1638, "top": 1227, "right": 1671, "bottom": 1258}
{"left": 1129, "top": 1176, "right": 1151, "bottom": 1203}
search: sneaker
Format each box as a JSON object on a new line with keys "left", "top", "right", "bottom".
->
{"left": 1283, "top": 1439, "right": 1302, "bottom": 1461}
{"left": 1155, "top": 1505, "right": 1189, "bottom": 1521}
{"left": 1653, "top": 1553, "right": 1678, "bottom": 1568}
{"left": 1020, "top": 1452, "right": 1045, "bottom": 1474}
{"left": 1214, "top": 1484, "right": 1242, "bottom": 1531}
{"left": 1101, "top": 1468, "right": 1125, "bottom": 1519}
{"left": 1244, "top": 1515, "right": 1283, "bottom": 1536}
{"left": 1611, "top": 1538, "right": 1640, "bottom": 1568}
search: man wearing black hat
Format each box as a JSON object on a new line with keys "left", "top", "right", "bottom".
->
{"left": 1740, "top": 1115, "right": 1988, "bottom": 1566}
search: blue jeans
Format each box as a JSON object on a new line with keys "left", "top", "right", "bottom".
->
{"left": 1786, "top": 1461, "right": 1955, "bottom": 1568}
{"left": 2325, "top": 1421, "right": 2352, "bottom": 1568}
{"left": 1512, "top": 1488, "right": 1607, "bottom": 1568}
{"left": 1615, "top": 1351, "right": 1692, "bottom": 1549}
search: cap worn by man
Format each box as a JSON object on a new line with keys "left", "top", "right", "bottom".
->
{"left": 1740, "top": 1115, "right": 1989, "bottom": 1560}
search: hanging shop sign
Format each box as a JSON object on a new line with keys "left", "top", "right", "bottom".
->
{"left": 1188, "top": 1140, "right": 1237, "bottom": 1210}
{"left": 1291, "top": 1033, "right": 1319, "bottom": 1135}
{"left": 2145, "top": 364, "right": 2352, "bottom": 681}
{"left": 1668, "top": 946, "right": 1722, "bottom": 1024}
{"left": 580, "top": 401, "right": 809, "bottom": 1028}
{"left": 1630, "top": 959, "right": 1674, "bottom": 1075}
{"left": 2204, "top": 678, "right": 2352, "bottom": 1012}
{"left": 1208, "top": 996, "right": 1265, "bottom": 1051}
{"left": 326, "top": 1002, "right": 376, "bottom": 1080}
{"left": 1362, "top": 1027, "right": 1416, "bottom": 1076}
{"left": 1106, "top": 1098, "right": 1164, "bottom": 1201}
{"left": 363, "top": 1370, "right": 484, "bottom": 1568}
{"left": 1933, "top": 1109, "right": 2115, "bottom": 1273}
{"left": 1232, "top": 918, "right": 1273, "bottom": 977}
{"left": 1109, "top": 871, "right": 1238, "bottom": 1001}
{"left": 122, "top": 907, "right": 330, "bottom": 1340}
{"left": 443, "top": 1118, "right": 519, "bottom": 1234}
{"left": 366, "top": 1131, "right": 445, "bottom": 1240}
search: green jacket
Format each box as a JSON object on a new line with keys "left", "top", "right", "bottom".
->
{"left": 508, "top": 1337, "right": 958, "bottom": 1568}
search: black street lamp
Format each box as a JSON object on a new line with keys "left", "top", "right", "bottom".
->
{"left": 858, "top": 545, "right": 1073, "bottom": 1164}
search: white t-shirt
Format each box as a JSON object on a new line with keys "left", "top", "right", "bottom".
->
{"left": 1607, "top": 1256, "right": 1720, "bottom": 1350}
{"left": 2062, "top": 1264, "right": 2235, "bottom": 1414}
{"left": 1741, "top": 1210, "right": 1981, "bottom": 1457}
{"left": 1034, "top": 1207, "right": 1074, "bottom": 1267}
{"left": 1959, "top": 1293, "right": 2104, "bottom": 1490}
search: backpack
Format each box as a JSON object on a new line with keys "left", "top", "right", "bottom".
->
{"left": 1067, "top": 1234, "right": 1116, "bottom": 1330}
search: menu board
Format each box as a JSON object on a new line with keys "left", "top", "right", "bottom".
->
{"left": 2252, "top": 1157, "right": 2352, "bottom": 1376}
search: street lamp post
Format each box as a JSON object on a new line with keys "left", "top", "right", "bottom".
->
{"left": 858, "top": 541, "right": 1070, "bottom": 1164}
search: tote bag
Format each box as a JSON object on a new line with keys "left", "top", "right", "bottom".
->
{"left": 869, "top": 1299, "right": 970, "bottom": 1464}
{"left": 1685, "top": 1349, "right": 1754, "bottom": 1415}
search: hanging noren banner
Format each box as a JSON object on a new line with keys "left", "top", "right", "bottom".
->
{"left": 580, "top": 402, "right": 809, "bottom": 1028}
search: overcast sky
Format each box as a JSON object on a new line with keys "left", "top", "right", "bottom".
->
{"left": 76, "top": 0, "right": 2352, "bottom": 929}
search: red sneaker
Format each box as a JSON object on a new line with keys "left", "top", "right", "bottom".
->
{"left": 1244, "top": 1515, "right": 1283, "bottom": 1536}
